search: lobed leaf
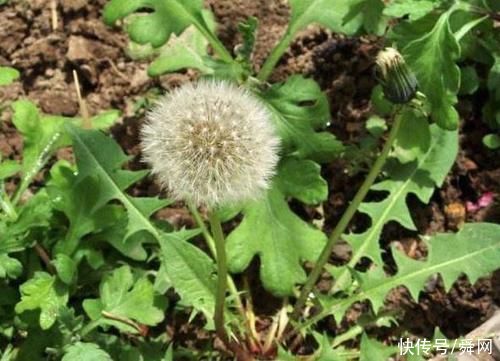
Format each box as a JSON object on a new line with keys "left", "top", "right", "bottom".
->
{"left": 103, "top": 0, "right": 209, "bottom": 48}
{"left": 287, "top": 0, "right": 360, "bottom": 36}
{"left": 0, "top": 191, "right": 52, "bottom": 255}
{"left": 83, "top": 266, "right": 164, "bottom": 333}
{"left": 0, "top": 254, "right": 22, "bottom": 279}
{"left": 343, "top": 0, "right": 387, "bottom": 35}
{"left": 62, "top": 342, "right": 112, "bottom": 361}
{"left": 383, "top": 0, "right": 436, "bottom": 21}
{"left": 263, "top": 75, "right": 344, "bottom": 163}
{"left": 227, "top": 158, "right": 328, "bottom": 296}
{"left": 15, "top": 272, "right": 68, "bottom": 330}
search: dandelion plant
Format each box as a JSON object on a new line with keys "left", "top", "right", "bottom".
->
{"left": 2, "top": 1, "right": 500, "bottom": 360}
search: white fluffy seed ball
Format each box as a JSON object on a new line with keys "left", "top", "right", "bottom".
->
{"left": 141, "top": 80, "right": 280, "bottom": 208}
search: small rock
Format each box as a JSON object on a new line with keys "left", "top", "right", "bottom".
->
{"left": 66, "top": 35, "right": 120, "bottom": 62}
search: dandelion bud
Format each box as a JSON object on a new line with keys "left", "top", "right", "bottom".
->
{"left": 375, "top": 47, "right": 418, "bottom": 104}
{"left": 141, "top": 80, "right": 280, "bottom": 208}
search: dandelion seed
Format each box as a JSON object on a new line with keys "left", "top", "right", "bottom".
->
{"left": 141, "top": 80, "right": 280, "bottom": 207}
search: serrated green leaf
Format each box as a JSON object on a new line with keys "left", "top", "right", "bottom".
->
{"left": 15, "top": 272, "right": 68, "bottom": 329}
{"left": 148, "top": 25, "right": 213, "bottom": 76}
{"left": 392, "top": 108, "right": 431, "bottom": 164}
{"left": 263, "top": 75, "right": 344, "bottom": 163}
{"left": 314, "top": 333, "right": 345, "bottom": 361}
{"left": 344, "top": 0, "right": 387, "bottom": 35}
{"left": 0, "top": 254, "right": 22, "bottom": 279}
{"left": 0, "top": 191, "right": 52, "bottom": 254}
{"left": 277, "top": 157, "right": 327, "bottom": 204}
{"left": 91, "top": 110, "right": 121, "bottom": 129}
{"left": 12, "top": 100, "right": 64, "bottom": 179}
{"left": 0, "top": 67, "right": 19, "bottom": 86}
{"left": 67, "top": 126, "right": 170, "bottom": 241}
{"left": 400, "top": 11, "right": 461, "bottom": 130}
{"left": 147, "top": 10, "right": 216, "bottom": 76}
{"left": 104, "top": 0, "right": 208, "bottom": 48}
{"left": 325, "top": 223, "right": 500, "bottom": 321}
{"left": 227, "top": 159, "right": 327, "bottom": 296}
{"left": 333, "top": 125, "right": 457, "bottom": 290}
{"left": 158, "top": 229, "right": 216, "bottom": 320}
{"left": 235, "top": 16, "right": 258, "bottom": 68}
{"left": 11, "top": 101, "right": 119, "bottom": 203}
{"left": 52, "top": 254, "right": 77, "bottom": 285}
{"left": 359, "top": 333, "right": 397, "bottom": 361}
{"left": 48, "top": 165, "right": 106, "bottom": 255}
{"left": 383, "top": 0, "right": 436, "bottom": 21}
{"left": 93, "top": 205, "right": 153, "bottom": 261}
{"left": 62, "top": 342, "right": 112, "bottom": 361}
{"left": 83, "top": 266, "right": 164, "bottom": 333}
{"left": 287, "top": 0, "right": 359, "bottom": 36}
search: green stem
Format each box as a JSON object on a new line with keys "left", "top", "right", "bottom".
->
{"left": 187, "top": 203, "right": 246, "bottom": 317}
{"left": 290, "top": 108, "right": 403, "bottom": 321}
{"left": 189, "top": 204, "right": 260, "bottom": 355}
{"left": 80, "top": 320, "right": 100, "bottom": 338}
{"left": 208, "top": 211, "right": 230, "bottom": 345}
{"left": 331, "top": 325, "right": 363, "bottom": 348}
{"left": 257, "top": 31, "right": 295, "bottom": 82}
{"left": 195, "top": 24, "right": 234, "bottom": 64}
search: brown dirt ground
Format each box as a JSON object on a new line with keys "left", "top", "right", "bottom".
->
{"left": 1, "top": 0, "right": 499, "bottom": 357}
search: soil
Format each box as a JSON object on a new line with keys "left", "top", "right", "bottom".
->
{"left": 1, "top": 0, "right": 499, "bottom": 358}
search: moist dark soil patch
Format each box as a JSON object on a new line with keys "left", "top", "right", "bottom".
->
{"left": 1, "top": 0, "right": 499, "bottom": 356}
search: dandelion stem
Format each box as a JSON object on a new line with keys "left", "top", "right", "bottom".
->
{"left": 257, "top": 31, "right": 295, "bottom": 82}
{"left": 187, "top": 203, "right": 246, "bottom": 318}
{"left": 290, "top": 107, "right": 403, "bottom": 321}
{"left": 194, "top": 25, "right": 234, "bottom": 64}
{"left": 208, "top": 211, "right": 229, "bottom": 345}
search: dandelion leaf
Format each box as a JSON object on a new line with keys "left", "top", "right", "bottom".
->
{"left": 392, "top": 11, "right": 461, "bottom": 130}
{"left": 103, "top": 0, "right": 208, "bottom": 48}
{"left": 343, "top": 125, "right": 457, "bottom": 268}
{"left": 263, "top": 75, "right": 343, "bottom": 163}
{"left": 158, "top": 229, "right": 217, "bottom": 321}
{"left": 67, "top": 126, "right": 169, "bottom": 241}
{"left": 226, "top": 158, "right": 328, "bottom": 296}
{"left": 324, "top": 223, "right": 500, "bottom": 322}
{"left": 360, "top": 333, "right": 397, "bottom": 361}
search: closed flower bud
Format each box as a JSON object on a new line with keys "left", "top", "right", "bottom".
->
{"left": 375, "top": 47, "right": 418, "bottom": 104}
{"left": 141, "top": 80, "right": 280, "bottom": 208}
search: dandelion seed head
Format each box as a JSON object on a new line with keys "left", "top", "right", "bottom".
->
{"left": 141, "top": 80, "right": 280, "bottom": 208}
